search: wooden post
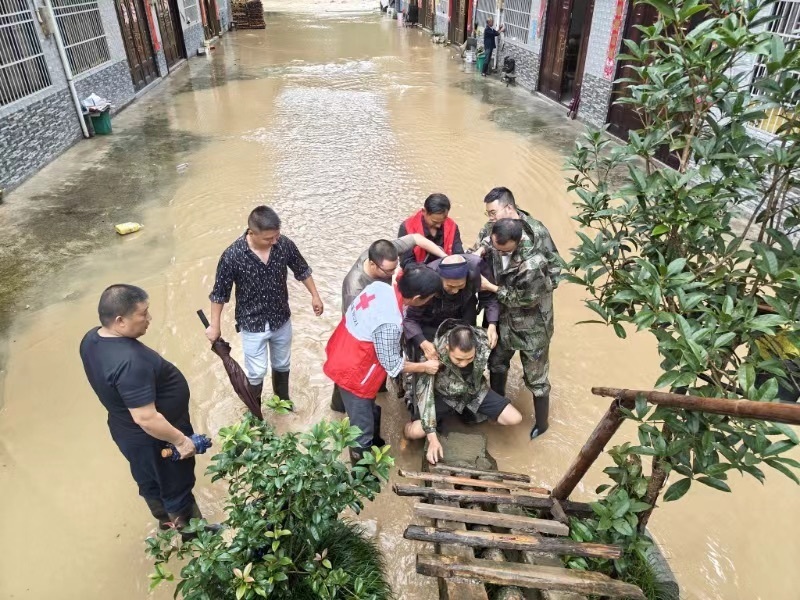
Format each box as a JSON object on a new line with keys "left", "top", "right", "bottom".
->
{"left": 393, "top": 484, "right": 594, "bottom": 513}
{"left": 399, "top": 470, "right": 550, "bottom": 495}
{"left": 592, "top": 387, "right": 800, "bottom": 425}
{"left": 551, "top": 398, "right": 633, "bottom": 501}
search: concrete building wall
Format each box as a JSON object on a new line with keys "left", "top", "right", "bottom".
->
{"left": 435, "top": 13, "right": 448, "bottom": 35}
{"left": 0, "top": 1, "right": 136, "bottom": 191}
{"left": 493, "top": 0, "right": 545, "bottom": 91}
{"left": 577, "top": 0, "right": 629, "bottom": 126}
{"left": 183, "top": 22, "right": 206, "bottom": 56}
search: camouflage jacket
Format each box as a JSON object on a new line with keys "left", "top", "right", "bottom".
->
{"left": 472, "top": 208, "right": 562, "bottom": 289}
{"left": 416, "top": 320, "right": 491, "bottom": 434}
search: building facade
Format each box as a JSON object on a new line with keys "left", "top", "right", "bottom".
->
{"left": 0, "top": 0, "right": 232, "bottom": 192}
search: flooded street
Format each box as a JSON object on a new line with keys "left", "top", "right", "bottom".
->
{"left": 0, "top": 9, "right": 798, "bottom": 600}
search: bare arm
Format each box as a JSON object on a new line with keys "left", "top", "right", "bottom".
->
{"left": 410, "top": 233, "right": 448, "bottom": 259}
{"left": 129, "top": 403, "right": 196, "bottom": 458}
{"left": 206, "top": 301, "right": 225, "bottom": 342}
{"left": 302, "top": 275, "right": 324, "bottom": 316}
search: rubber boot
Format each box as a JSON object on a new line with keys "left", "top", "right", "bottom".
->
{"left": 530, "top": 394, "right": 550, "bottom": 440}
{"left": 349, "top": 446, "right": 367, "bottom": 466}
{"left": 489, "top": 371, "right": 507, "bottom": 397}
{"left": 144, "top": 497, "right": 171, "bottom": 531}
{"left": 330, "top": 384, "right": 346, "bottom": 413}
{"left": 372, "top": 404, "right": 385, "bottom": 448}
{"left": 248, "top": 382, "right": 263, "bottom": 401}
{"left": 272, "top": 370, "right": 290, "bottom": 401}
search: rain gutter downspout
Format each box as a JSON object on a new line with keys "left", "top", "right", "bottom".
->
{"left": 42, "top": 0, "right": 90, "bottom": 139}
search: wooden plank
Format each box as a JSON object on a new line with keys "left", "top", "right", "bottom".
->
{"left": 414, "top": 503, "right": 570, "bottom": 536}
{"left": 400, "top": 470, "right": 551, "bottom": 495}
{"left": 393, "top": 484, "right": 594, "bottom": 514}
{"left": 432, "top": 464, "right": 532, "bottom": 483}
{"left": 416, "top": 554, "right": 646, "bottom": 599}
{"left": 405, "top": 526, "right": 622, "bottom": 560}
{"left": 550, "top": 498, "right": 570, "bottom": 525}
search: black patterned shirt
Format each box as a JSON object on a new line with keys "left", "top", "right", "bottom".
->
{"left": 209, "top": 232, "right": 312, "bottom": 333}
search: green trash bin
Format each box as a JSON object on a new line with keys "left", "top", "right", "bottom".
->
{"left": 89, "top": 108, "right": 112, "bottom": 135}
{"left": 476, "top": 54, "right": 486, "bottom": 73}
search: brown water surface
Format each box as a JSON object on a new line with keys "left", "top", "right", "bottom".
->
{"left": 0, "top": 11, "right": 797, "bottom": 600}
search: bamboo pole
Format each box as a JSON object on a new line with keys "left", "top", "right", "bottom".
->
{"left": 592, "top": 387, "right": 800, "bottom": 425}
{"left": 399, "top": 470, "right": 550, "bottom": 495}
{"left": 432, "top": 464, "right": 532, "bottom": 482}
{"left": 551, "top": 398, "right": 633, "bottom": 501}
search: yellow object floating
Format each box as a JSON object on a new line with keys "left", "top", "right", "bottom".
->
{"left": 115, "top": 222, "right": 142, "bottom": 235}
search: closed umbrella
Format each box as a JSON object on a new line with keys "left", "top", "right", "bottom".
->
{"left": 197, "top": 310, "right": 263, "bottom": 420}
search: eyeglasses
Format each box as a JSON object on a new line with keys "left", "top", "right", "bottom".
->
{"left": 375, "top": 263, "right": 397, "bottom": 277}
{"left": 484, "top": 210, "right": 498, "bottom": 218}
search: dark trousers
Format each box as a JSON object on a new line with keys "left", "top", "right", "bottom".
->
{"left": 340, "top": 388, "right": 380, "bottom": 448}
{"left": 483, "top": 48, "right": 494, "bottom": 74}
{"left": 115, "top": 437, "right": 196, "bottom": 515}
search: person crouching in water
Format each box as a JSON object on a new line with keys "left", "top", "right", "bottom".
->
{"left": 404, "top": 320, "right": 522, "bottom": 465}
{"left": 324, "top": 264, "right": 443, "bottom": 464}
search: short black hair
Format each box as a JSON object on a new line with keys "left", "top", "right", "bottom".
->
{"left": 424, "top": 193, "right": 451, "bottom": 215}
{"left": 98, "top": 284, "right": 148, "bottom": 326}
{"left": 398, "top": 264, "right": 442, "bottom": 299}
{"left": 491, "top": 218, "right": 523, "bottom": 245}
{"left": 484, "top": 187, "right": 516, "bottom": 208}
{"left": 248, "top": 206, "right": 281, "bottom": 232}
{"left": 448, "top": 325, "right": 476, "bottom": 352}
{"left": 368, "top": 239, "right": 399, "bottom": 265}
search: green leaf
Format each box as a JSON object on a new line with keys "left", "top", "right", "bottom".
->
{"left": 236, "top": 584, "right": 247, "bottom": 600}
{"left": 763, "top": 439, "right": 796, "bottom": 457}
{"left": 613, "top": 322, "right": 627, "bottom": 339}
{"left": 666, "top": 258, "right": 687, "bottom": 277}
{"left": 772, "top": 423, "right": 799, "bottom": 445}
{"left": 765, "top": 459, "right": 800, "bottom": 484}
{"left": 612, "top": 518, "right": 634, "bottom": 536}
{"left": 663, "top": 478, "right": 692, "bottom": 501}
{"left": 697, "top": 476, "right": 731, "bottom": 492}
{"left": 652, "top": 224, "right": 670, "bottom": 236}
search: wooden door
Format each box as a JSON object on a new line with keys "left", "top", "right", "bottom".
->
{"left": 538, "top": 0, "right": 573, "bottom": 101}
{"left": 450, "top": 0, "right": 468, "bottom": 44}
{"left": 571, "top": 0, "right": 594, "bottom": 102}
{"left": 154, "top": 0, "right": 185, "bottom": 68}
{"left": 115, "top": 0, "right": 158, "bottom": 92}
{"left": 606, "top": 2, "right": 657, "bottom": 140}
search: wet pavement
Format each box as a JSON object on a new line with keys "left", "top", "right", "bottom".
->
{"left": 0, "top": 10, "right": 798, "bottom": 600}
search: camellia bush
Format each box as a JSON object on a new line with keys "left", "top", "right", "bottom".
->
{"left": 563, "top": 0, "right": 800, "bottom": 590}
{"left": 146, "top": 415, "right": 395, "bottom": 600}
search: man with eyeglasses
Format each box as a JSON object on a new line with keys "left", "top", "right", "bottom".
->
{"left": 330, "top": 236, "right": 447, "bottom": 412}
{"left": 476, "top": 200, "right": 561, "bottom": 440}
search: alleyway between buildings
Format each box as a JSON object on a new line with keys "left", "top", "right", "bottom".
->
{"left": 0, "top": 10, "right": 797, "bottom": 600}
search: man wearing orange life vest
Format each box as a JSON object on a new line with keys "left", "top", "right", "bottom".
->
{"left": 324, "top": 265, "right": 443, "bottom": 464}
{"left": 397, "top": 193, "right": 464, "bottom": 269}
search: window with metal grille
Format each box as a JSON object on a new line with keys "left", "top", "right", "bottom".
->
{"left": 750, "top": 0, "right": 799, "bottom": 134}
{"left": 503, "top": 0, "right": 533, "bottom": 45}
{"left": 1, "top": 0, "right": 52, "bottom": 106}
{"left": 475, "top": 0, "right": 496, "bottom": 28}
{"left": 183, "top": 0, "right": 199, "bottom": 23}
{"left": 51, "top": 0, "right": 110, "bottom": 75}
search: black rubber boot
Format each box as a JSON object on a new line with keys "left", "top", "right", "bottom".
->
{"left": 349, "top": 446, "right": 367, "bottom": 466}
{"left": 330, "top": 384, "right": 346, "bottom": 413}
{"left": 168, "top": 500, "right": 221, "bottom": 541}
{"left": 272, "top": 370, "right": 292, "bottom": 409}
{"left": 489, "top": 371, "right": 507, "bottom": 397}
{"left": 248, "top": 382, "right": 263, "bottom": 401}
{"left": 530, "top": 394, "right": 550, "bottom": 440}
{"left": 144, "top": 497, "right": 171, "bottom": 530}
{"left": 372, "top": 404, "right": 385, "bottom": 448}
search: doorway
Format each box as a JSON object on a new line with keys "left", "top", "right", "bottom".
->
{"left": 538, "top": 0, "right": 594, "bottom": 105}
{"left": 153, "top": 0, "right": 186, "bottom": 69}
{"left": 115, "top": 0, "right": 158, "bottom": 92}
{"left": 202, "top": 0, "right": 221, "bottom": 39}
{"left": 449, "top": 0, "right": 469, "bottom": 44}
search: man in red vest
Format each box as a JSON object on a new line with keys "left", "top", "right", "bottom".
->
{"left": 397, "top": 193, "right": 463, "bottom": 269}
{"left": 324, "top": 265, "right": 443, "bottom": 464}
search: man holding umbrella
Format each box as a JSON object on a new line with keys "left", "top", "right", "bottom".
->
{"left": 206, "top": 206, "right": 323, "bottom": 407}
{"left": 79, "top": 284, "right": 204, "bottom": 532}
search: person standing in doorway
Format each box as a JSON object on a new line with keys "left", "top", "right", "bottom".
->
{"left": 397, "top": 193, "right": 464, "bottom": 268}
{"left": 79, "top": 284, "right": 203, "bottom": 533}
{"left": 324, "top": 265, "right": 443, "bottom": 464}
{"left": 206, "top": 206, "right": 323, "bottom": 407}
{"left": 482, "top": 18, "right": 505, "bottom": 76}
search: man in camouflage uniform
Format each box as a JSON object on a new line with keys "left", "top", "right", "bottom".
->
{"left": 404, "top": 320, "right": 522, "bottom": 465}
{"left": 474, "top": 187, "right": 561, "bottom": 440}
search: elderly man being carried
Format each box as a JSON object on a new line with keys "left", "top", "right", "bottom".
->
{"left": 403, "top": 320, "right": 522, "bottom": 465}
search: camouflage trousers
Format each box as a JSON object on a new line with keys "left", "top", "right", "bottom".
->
{"left": 488, "top": 340, "right": 551, "bottom": 398}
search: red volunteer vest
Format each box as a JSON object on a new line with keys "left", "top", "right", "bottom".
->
{"left": 403, "top": 210, "right": 457, "bottom": 263}
{"left": 323, "top": 282, "right": 404, "bottom": 399}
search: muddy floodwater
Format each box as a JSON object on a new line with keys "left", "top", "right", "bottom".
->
{"left": 0, "top": 9, "right": 797, "bottom": 600}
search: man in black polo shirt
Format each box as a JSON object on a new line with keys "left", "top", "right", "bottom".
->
{"left": 206, "top": 206, "right": 323, "bottom": 406}
{"left": 80, "top": 284, "right": 202, "bottom": 532}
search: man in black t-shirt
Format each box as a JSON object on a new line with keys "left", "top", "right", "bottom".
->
{"left": 80, "top": 284, "right": 203, "bottom": 532}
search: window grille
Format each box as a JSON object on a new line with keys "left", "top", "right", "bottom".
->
{"left": 0, "top": 0, "right": 52, "bottom": 106}
{"left": 751, "top": 0, "right": 799, "bottom": 134}
{"left": 183, "top": 0, "right": 199, "bottom": 23}
{"left": 51, "top": 0, "right": 110, "bottom": 75}
{"left": 503, "top": 0, "right": 533, "bottom": 45}
{"left": 475, "top": 0, "right": 496, "bottom": 28}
